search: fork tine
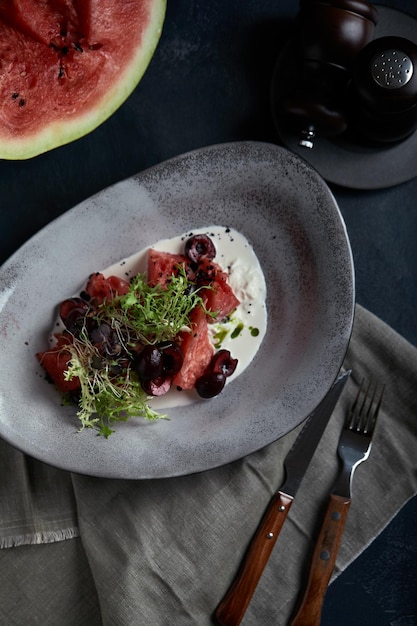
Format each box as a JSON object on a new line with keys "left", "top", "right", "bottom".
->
{"left": 345, "top": 379, "right": 364, "bottom": 431}
{"left": 365, "top": 383, "right": 384, "bottom": 435}
{"left": 346, "top": 379, "right": 384, "bottom": 435}
{"left": 359, "top": 380, "right": 374, "bottom": 434}
{"left": 361, "top": 381, "right": 384, "bottom": 435}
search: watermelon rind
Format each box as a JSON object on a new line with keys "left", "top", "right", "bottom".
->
{"left": 0, "top": 0, "right": 166, "bottom": 160}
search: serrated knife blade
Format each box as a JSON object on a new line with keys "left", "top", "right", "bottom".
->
{"left": 215, "top": 369, "right": 351, "bottom": 626}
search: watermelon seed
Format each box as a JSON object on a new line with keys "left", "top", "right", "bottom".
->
{"left": 19, "top": 99, "right": 25, "bottom": 107}
{"left": 11, "top": 93, "right": 19, "bottom": 99}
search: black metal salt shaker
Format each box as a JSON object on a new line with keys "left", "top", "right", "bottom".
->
{"left": 275, "top": 0, "right": 379, "bottom": 148}
{"left": 349, "top": 36, "right": 417, "bottom": 143}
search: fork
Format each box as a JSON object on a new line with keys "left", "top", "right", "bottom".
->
{"left": 290, "top": 379, "right": 384, "bottom": 626}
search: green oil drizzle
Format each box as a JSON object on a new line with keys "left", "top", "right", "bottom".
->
{"left": 231, "top": 323, "right": 244, "bottom": 339}
{"left": 213, "top": 328, "right": 229, "bottom": 349}
{"left": 214, "top": 321, "right": 260, "bottom": 348}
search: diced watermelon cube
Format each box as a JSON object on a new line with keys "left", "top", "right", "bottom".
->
{"left": 85, "top": 272, "right": 130, "bottom": 304}
{"left": 36, "top": 333, "right": 80, "bottom": 393}
{"left": 147, "top": 249, "right": 188, "bottom": 287}
{"left": 205, "top": 272, "right": 240, "bottom": 321}
{"left": 147, "top": 250, "right": 240, "bottom": 322}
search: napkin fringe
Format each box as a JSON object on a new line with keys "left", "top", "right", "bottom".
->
{"left": 0, "top": 526, "right": 79, "bottom": 549}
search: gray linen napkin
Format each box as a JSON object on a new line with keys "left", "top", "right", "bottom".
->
{"left": 0, "top": 443, "right": 78, "bottom": 548}
{"left": 73, "top": 304, "right": 417, "bottom": 625}
{"left": 1, "top": 304, "right": 417, "bottom": 626}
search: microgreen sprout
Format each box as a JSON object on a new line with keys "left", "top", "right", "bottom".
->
{"left": 63, "top": 267, "right": 213, "bottom": 436}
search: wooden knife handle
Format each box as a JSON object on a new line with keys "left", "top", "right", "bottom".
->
{"left": 290, "top": 493, "right": 351, "bottom": 626}
{"left": 215, "top": 491, "right": 293, "bottom": 626}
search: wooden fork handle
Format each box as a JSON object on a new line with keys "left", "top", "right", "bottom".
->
{"left": 290, "top": 493, "right": 351, "bottom": 626}
{"left": 215, "top": 491, "right": 294, "bottom": 626}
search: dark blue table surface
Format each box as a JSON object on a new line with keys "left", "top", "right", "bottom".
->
{"left": 1, "top": 1, "right": 416, "bottom": 624}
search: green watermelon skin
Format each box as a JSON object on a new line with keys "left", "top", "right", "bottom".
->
{"left": 0, "top": 0, "right": 166, "bottom": 159}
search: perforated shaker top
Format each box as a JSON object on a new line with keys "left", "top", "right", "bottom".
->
{"left": 371, "top": 49, "right": 413, "bottom": 89}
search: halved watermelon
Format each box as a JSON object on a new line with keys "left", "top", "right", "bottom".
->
{"left": 0, "top": 0, "right": 166, "bottom": 159}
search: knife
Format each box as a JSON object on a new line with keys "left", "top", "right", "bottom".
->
{"left": 214, "top": 370, "right": 351, "bottom": 626}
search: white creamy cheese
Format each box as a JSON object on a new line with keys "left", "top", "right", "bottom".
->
{"left": 102, "top": 226, "right": 267, "bottom": 408}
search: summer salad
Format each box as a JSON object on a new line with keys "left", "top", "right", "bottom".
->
{"left": 37, "top": 226, "right": 267, "bottom": 436}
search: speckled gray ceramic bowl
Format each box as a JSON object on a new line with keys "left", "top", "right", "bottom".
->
{"left": 0, "top": 142, "right": 354, "bottom": 478}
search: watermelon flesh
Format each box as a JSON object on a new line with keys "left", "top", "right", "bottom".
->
{"left": 148, "top": 249, "right": 187, "bottom": 288}
{"left": 172, "top": 305, "right": 214, "bottom": 391}
{"left": 38, "top": 332, "right": 80, "bottom": 393}
{"left": 38, "top": 246, "right": 240, "bottom": 397}
{"left": 148, "top": 248, "right": 240, "bottom": 390}
{"left": 0, "top": 0, "right": 166, "bottom": 159}
{"left": 147, "top": 249, "right": 240, "bottom": 321}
